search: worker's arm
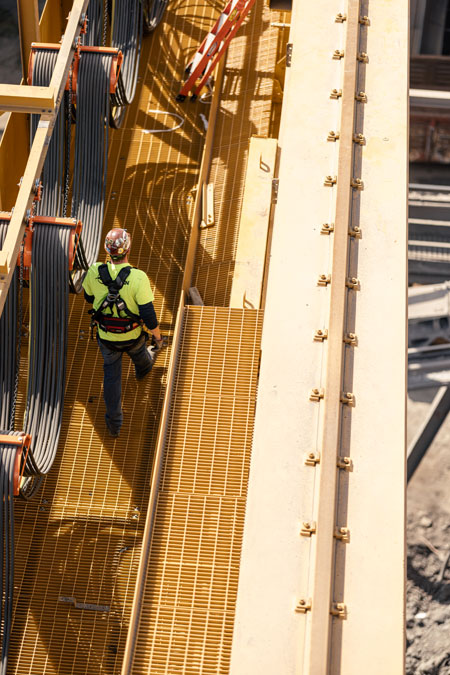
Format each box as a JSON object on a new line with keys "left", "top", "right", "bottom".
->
{"left": 138, "top": 301, "right": 163, "bottom": 342}
{"left": 84, "top": 290, "right": 94, "bottom": 304}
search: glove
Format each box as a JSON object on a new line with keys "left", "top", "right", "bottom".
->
{"left": 149, "top": 335, "right": 168, "bottom": 361}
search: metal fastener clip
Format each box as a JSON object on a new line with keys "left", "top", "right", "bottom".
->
{"left": 331, "top": 602, "right": 347, "bottom": 618}
{"left": 300, "top": 521, "right": 317, "bottom": 537}
{"left": 318, "top": 274, "right": 331, "bottom": 286}
{"left": 295, "top": 599, "right": 312, "bottom": 614}
{"left": 349, "top": 226, "right": 362, "bottom": 238}
{"left": 330, "top": 88, "right": 342, "bottom": 99}
{"left": 324, "top": 175, "right": 337, "bottom": 187}
{"left": 341, "top": 392, "right": 355, "bottom": 406}
{"left": 327, "top": 131, "right": 340, "bottom": 142}
{"left": 346, "top": 277, "right": 360, "bottom": 290}
{"left": 310, "top": 388, "right": 325, "bottom": 402}
{"left": 332, "top": 50, "right": 344, "bottom": 60}
{"left": 337, "top": 456, "right": 353, "bottom": 471}
{"left": 321, "top": 222, "right": 335, "bottom": 234}
{"left": 355, "top": 91, "right": 367, "bottom": 102}
{"left": 314, "top": 329, "right": 328, "bottom": 342}
{"left": 305, "top": 451, "right": 320, "bottom": 466}
{"left": 343, "top": 332, "right": 357, "bottom": 346}
{"left": 334, "top": 527, "right": 350, "bottom": 543}
{"left": 353, "top": 133, "right": 365, "bottom": 145}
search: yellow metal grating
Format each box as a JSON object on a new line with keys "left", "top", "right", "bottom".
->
{"left": 193, "top": 0, "right": 282, "bottom": 306}
{"left": 7, "top": 0, "right": 224, "bottom": 669}
{"left": 131, "top": 306, "right": 263, "bottom": 674}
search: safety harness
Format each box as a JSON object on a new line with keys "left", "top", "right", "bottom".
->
{"left": 89, "top": 264, "right": 142, "bottom": 338}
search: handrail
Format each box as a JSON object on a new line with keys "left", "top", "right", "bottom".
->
{"left": 120, "top": 291, "right": 185, "bottom": 674}
{"left": 0, "top": 0, "right": 89, "bottom": 316}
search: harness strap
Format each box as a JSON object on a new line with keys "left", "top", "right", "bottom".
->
{"left": 90, "top": 264, "right": 142, "bottom": 335}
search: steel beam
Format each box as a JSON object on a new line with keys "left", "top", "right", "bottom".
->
{"left": 0, "top": 84, "right": 55, "bottom": 114}
{"left": 407, "top": 386, "right": 450, "bottom": 482}
{"left": 230, "top": 0, "right": 408, "bottom": 672}
{"left": 16, "top": 0, "right": 40, "bottom": 81}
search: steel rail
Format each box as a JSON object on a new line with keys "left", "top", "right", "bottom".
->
{"left": 307, "top": 2, "right": 361, "bottom": 670}
{"left": 0, "top": 0, "right": 89, "bottom": 317}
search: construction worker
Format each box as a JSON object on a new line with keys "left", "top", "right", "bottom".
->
{"left": 82, "top": 228, "right": 166, "bottom": 437}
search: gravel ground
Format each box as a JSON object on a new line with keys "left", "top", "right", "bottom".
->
{"left": 408, "top": 388, "right": 450, "bottom": 674}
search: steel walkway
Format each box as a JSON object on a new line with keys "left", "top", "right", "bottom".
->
{"left": 6, "top": 0, "right": 281, "bottom": 672}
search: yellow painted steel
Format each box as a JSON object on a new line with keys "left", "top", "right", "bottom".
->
{"left": 0, "top": 85, "right": 55, "bottom": 113}
{"left": 16, "top": 0, "right": 40, "bottom": 81}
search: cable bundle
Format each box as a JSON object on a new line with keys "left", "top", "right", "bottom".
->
{"left": 23, "top": 222, "right": 70, "bottom": 478}
{"left": 30, "top": 50, "right": 67, "bottom": 217}
{"left": 0, "top": 432, "right": 18, "bottom": 675}
{"left": 143, "top": 0, "right": 168, "bottom": 33}
{"left": 109, "top": 0, "right": 143, "bottom": 126}
{"left": 71, "top": 51, "right": 113, "bottom": 266}
{"left": 0, "top": 217, "right": 18, "bottom": 431}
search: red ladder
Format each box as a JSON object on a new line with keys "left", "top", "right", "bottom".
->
{"left": 176, "top": 0, "right": 257, "bottom": 101}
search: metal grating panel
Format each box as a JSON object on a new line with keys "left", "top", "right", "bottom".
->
{"left": 193, "top": 1, "right": 281, "bottom": 306}
{"left": 131, "top": 306, "right": 263, "bottom": 674}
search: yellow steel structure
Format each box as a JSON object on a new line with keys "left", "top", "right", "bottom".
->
{"left": 0, "top": 0, "right": 408, "bottom": 673}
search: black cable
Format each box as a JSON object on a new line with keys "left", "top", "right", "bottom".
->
{"left": 0, "top": 217, "right": 18, "bottom": 431}
{"left": 143, "top": 0, "right": 168, "bottom": 34}
{"left": 22, "top": 222, "right": 70, "bottom": 479}
{"left": 31, "top": 50, "right": 67, "bottom": 217}
{"left": 0, "top": 430, "right": 19, "bottom": 675}
{"left": 71, "top": 51, "right": 112, "bottom": 268}
{"left": 109, "top": 0, "right": 144, "bottom": 127}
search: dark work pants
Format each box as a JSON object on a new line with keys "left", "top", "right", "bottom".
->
{"left": 97, "top": 333, "right": 152, "bottom": 433}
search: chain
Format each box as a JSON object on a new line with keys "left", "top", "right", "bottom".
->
{"left": 103, "top": 0, "right": 108, "bottom": 46}
{"left": 9, "top": 243, "right": 24, "bottom": 431}
{"left": 63, "top": 65, "right": 73, "bottom": 218}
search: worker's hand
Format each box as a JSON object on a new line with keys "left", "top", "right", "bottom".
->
{"left": 150, "top": 335, "right": 168, "bottom": 356}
